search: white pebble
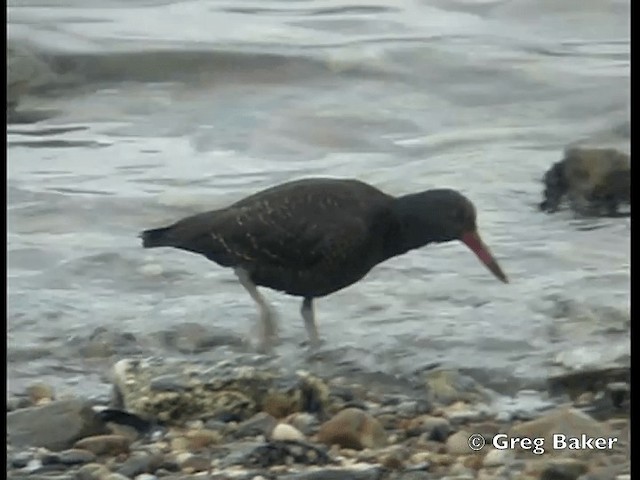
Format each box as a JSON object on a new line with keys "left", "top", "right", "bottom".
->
{"left": 271, "top": 423, "right": 305, "bottom": 442}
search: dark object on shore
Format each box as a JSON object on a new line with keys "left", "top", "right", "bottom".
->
{"left": 141, "top": 178, "right": 508, "bottom": 350}
{"left": 539, "top": 147, "right": 630, "bottom": 217}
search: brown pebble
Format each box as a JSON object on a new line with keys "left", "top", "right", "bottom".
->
{"left": 74, "top": 435, "right": 131, "bottom": 456}
{"left": 180, "top": 454, "right": 210, "bottom": 473}
{"left": 186, "top": 429, "right": 222, "bottom": 450}
{"left": 381, "top": 454, "right": 404, "bottom": 470}
{"left": 463, "top": 454, "right": 484, "bottom": 470}
{"left": 317, "top": 408, "right": 387, "bottom": 450}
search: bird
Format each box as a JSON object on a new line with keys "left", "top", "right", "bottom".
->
{"left": 140, "top": 177, "right": 508, "bottom": 351}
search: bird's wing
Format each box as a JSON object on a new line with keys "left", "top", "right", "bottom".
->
{"left": 209, "top": 203, "right": 373, "bottom": 269}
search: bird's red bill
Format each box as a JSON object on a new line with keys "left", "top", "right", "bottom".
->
{"left": 461, "top": 230, "right": 509, "bottom": 283}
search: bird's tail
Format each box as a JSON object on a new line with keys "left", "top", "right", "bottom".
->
{"left": 140, "top": 226, "right": 174, "bottom": 248}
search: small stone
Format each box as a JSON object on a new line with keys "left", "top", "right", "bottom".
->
{"left": 170, "top": 437, "right": 189, "bottom": 452}
{"left": 180, "top": 454, "right": 210, "bottom": 472}
{"left": 317, "top": 408, "right": 387, "bottom": 450}
{"left": 105, "top": 474, "right": 130, "bottom": 480}
{"left": 234, "top": 412, "right": 278, "bottom": 439}
{"left": 483, "top": 448, "right": 514, "bottom": 467}
{"left": 283, "top": 412, "right": 318, "bottom": 436}
{"left": 271, "top": 423, "right": 306, "bottom": 442}
{"left": 406, "top": 415, "right": 452, "bottom": 442}
{"left": 57, "top": 448, "right": 97, "bottom": 465}
{"left": 117, "top": 453, "right": 164, "bottom": 478}
{"left": 27, "top": 383, "right": 55, "bottom": 405}
{"left": 463, "top": 454, "right": 484, "bottom": 470}
{"left": 381, "top": 453, "right": 404, "bottom": 470}
{"left": 539, "top": 458, "right": 589, "bottom": 480}
{"left": 74, "top": 434, "right": 131, "bottom": 456}
{"left": 77, "top": 463, "right": 111, "bottom": 480}
{"left": 446, "top": 430, "right": 475, "bottom": 456}
{"left": 135, "top": 474, "right": 158, "bottom": 480}
{"left": 186, "top": 429, "right": 222, "bottom": 450}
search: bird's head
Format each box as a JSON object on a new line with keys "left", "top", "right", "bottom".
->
{"left": 394, "top": 188, "right": 509, "bottom": 283}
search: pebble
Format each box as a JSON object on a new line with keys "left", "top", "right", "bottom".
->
{"left": 105, "top": 474, "right": 130, "bottom": 480}
{"left": 446, "top": 430, "right": 474, "bottom": 456}
{"left": 74, "top": 435, "right": 132, "bottom": 456}
{"left": 317, "top": 408, "right": 387, "bottom": 450}
{"left": 180, "top": 454, "right": 211, "bottom": 472}
{"left": 271, "top": 423, "right": 306, "bottom": 442}
{"left": 116, "top": 453, "right": 163, "bottom": 478}
{"left": 134, "top": 475, "right": 158, "bottom": 480}
{"left": 56, "top": 449, "right": 97, "bottom": 465}
{"left": 77, "top": 463, "right": 111, "bottom": 480}
{"left": 483, "top": 448, "right": 514, "bottom": 467}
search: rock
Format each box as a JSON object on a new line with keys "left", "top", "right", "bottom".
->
{"left": 238, "top": 441, "right": 330, "bottom": 468}
{"left": 271, "top": 423, "right": 306, "bottom": 442}
{"left": 508, "top": 407, "right": 612, "bottom": 457}
{"left": 278, "top": 466, "right": 384, "bottom": 480}
{"left": 26, "top": 383, "right": 55, "bottom": 405}
{"left": 283, "top": 412, "right": 319, "bottom": 436}
{"left": 135, "top": 475, "right": 158, "bottom": 480}
{"left": 56, "top": 449, "right": 97, "bottom": 465}
{"left": 234, "top": 412, "right": 278, "bottom": 439}
{"left": 180, "top": 454, "right": 211, "bottom": 473}
{"left": 7, "top": 398, "right": 107, "bottom": 450}
{"left": 547, "top": 367, "right": 629, "bottom": 400}
{"left": 539, "top": 458, "right": 589, "bottom": 480}
{"left": 539, "top": 146, "right": 630, "bottom": 216}
{"left": 317, "top": 408, "right": 387, "bottom": 450}
{"left": 405, "top": 415, "right": 452, "bottom": 441}
{"left": 74, "top": 435, "right": 131, "bottom": 456}
{"left": 424, "top": 370, "right": 491, "bottom": 406}
{"left": 78, "top": 327, "right": 141, "bottom": 358}
{"left": 105, "top": 474, "right": 130, "bottom": 480}
{"left": 185, "top": 429, "right": 222, "bottom": 450}
{"left": 77, "top": 463, "right": 112, "bottom": 480}
{"left": 483, "top": 448, "right": 514, "bottom": 467}
{"left": 111, "top": 359, "right": 330, "bottom": 425}
{"left": 116, "top": 453, "right": 164, "bottom": 477}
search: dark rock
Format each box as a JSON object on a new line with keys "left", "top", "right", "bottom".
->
{"left": 539, "top": 146, "right": 630, "bottom": 216}
{"left": 539, "top": 458, "right": 589, "bottom": 480}
{"left": 547, "top": 367, "right": 630, "bottom": 400}
{"left": 7, "top": 398, "right": 107, "bottom": 450}
{"left": 41, "top": 449, "right": 96, "bottom": 466}
{"left": 279, "top": 467, "right": 384, "bottom": 480}
{"left": 234, "top": 412, "right": 278, "bottom": 439}
{"left": 234, "top": 441, "right": 330, "bottom": 468}
{"left": 116, "top": 453, "right": 164, "bottom": 477}
{"left": 96, "top": 409, "right": 155, "bottom": 434}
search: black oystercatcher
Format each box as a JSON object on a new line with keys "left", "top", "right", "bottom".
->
{"left": 141, "top": 178, "right": 508, "bottom": 350}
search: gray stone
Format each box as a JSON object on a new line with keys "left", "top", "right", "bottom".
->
{"left": 279, "top": 467, "right": 384, "bottom": 480}
{"left": 57, "top": 449, "right": 97, "bottom": 465}
{"left": 540, "top": 458, "right": 589, "bottom": 480}
{"left": 234, "top": 412, "right": 278, "bottom": 439}
{"left": 76, "top": 463, "right": 112, "bottom": 480}
{"left": 116, "top": 453, "right": 163, "bottom": 478}
{"left": 7, "top": 399, "right": 107, "bottom": 450}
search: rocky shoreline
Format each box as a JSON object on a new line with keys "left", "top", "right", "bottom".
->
{"left": 7, "top": 356, "right": 629, "bottom": 480}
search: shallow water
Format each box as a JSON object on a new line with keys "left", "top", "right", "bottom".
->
{"left": 7, "top": 0, "right": 630, "bottom": 402}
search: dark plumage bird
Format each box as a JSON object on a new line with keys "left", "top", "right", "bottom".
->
{"left": 141, "top": 178, "right": 508, "bottom": 350}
